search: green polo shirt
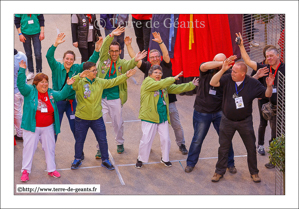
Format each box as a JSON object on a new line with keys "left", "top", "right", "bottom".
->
{"left": 142, "top": 90, "right": 168, "bottom": 124}
{"left": 15, "top": 14, "right": 41, "bottom": 35}
{"left": 102, "top": 61, "right": 120, "bottom": 100}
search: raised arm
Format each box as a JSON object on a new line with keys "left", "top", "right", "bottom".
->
{"left": 17, "top": 60, "right": 33, "bottom": 97}
{"left": 152, "top": 32, "right": 170, "bottom": 63}
{"left": 125, "top": 36, "right": 142, "bottom": 68}
{"left": 236, "top": 32, "right": 257, "bottom": 71}
{"left": 102, "top": 69, "right": 136, "bottom": 89}
{"left": 51, "top": 78, "right": 73, "bottom": 102}
{"left": 210, "top": 58, "right": 234, "bottom": 87}
{"left": 252, "top": 67, "right": 269, "bottom": 80}
{"left": 46, "top": 33, "right": 65, "bottom": 72}
{"left": 265, "top": 73, "right": 274, "bottom": 97}
{"left": 167, "top": 78, "right": 198, "bottom": 94}
{"left": 200, "top": 61, "right": 223, "bottom": 72}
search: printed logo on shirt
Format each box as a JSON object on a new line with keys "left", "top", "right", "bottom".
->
{"left": 118, "top": 66, "right": 122, "bottom": 72}
{"left": 83, "top": 84, "right": 91, "bottom": 99}
{"left": 154, "top": 91, "right": 159, "bottom": 97}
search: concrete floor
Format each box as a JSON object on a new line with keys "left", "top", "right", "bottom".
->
{"left": 11, "top": 14, "right": 286, "bottom": 208}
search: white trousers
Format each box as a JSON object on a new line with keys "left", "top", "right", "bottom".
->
{"left": 14, "top": 92, "right": 24, "bottom": 137}
{"left": 138, "top": 121, "right": 171, "bottom": 163}
{"left": 22, "top": 124, "right": 56, "bottom": 173}
{"left": 169, "top": 102, "right": 185, "bottom": 146}
{"left": 101, "top": 98, "right": 124, "bottom": 145}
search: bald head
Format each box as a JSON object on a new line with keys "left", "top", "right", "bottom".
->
{"left": 234, "top": 62, "right": 247, "bottom": 73}
{"left": 213, "top": 53, "right": 226, "bottom": 62}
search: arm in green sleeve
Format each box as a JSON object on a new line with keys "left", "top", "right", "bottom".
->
{"left": 51, "top": 85, "right": 72, "bottom": 102}
{"left": 100, "top": 35, "right": 114, "bottom": 62}
{"left": 46, "top": 45, "right": 61, "bottom": 73}
{"left": 17, "top": 67, "right": 33, "bottom": 97}
{"left": 71, "top": 74, "right": 83, "bottom": 91}
{"left": 121, "top": 57, "right": 138, "bottom": 73}
{"left": 167, "top": 82, "right": 196, "bottom": 94}
{"left": 78, "top": 51, "right": 100, "bottom": 72}
{"left": 144, "top": 77, "right": 176, "bottom": 92}
{"left": 102, "top": 74, "right": 128, "bottom": 89}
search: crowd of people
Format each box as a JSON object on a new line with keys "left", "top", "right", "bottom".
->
{"left": 14, "top": 14, "right": 284, "bottom": 184}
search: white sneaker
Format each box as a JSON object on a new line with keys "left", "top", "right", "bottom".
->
{"left": 250, "top": 40, "right": 260, "bottom": 47}
{"left": 27, "top": 72, "right": 34, "bottom": 81}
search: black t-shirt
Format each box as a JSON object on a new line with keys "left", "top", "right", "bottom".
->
{"left": 220, "top": 74, "right": 266, "bottom": 121}
{"left": 194, "top": 63, "right": 231, "bottom": 113}
{"left": 139, "top": 60, "right": 177, "bottom": 103}
{"left": 256, "top": 62, "right": 285, "bottom": 105}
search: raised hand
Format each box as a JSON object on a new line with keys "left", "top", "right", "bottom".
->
{"left": 256, "top": 67, "right": 269, "bottom": 79}
{"left": 235, "top": 32, "right": 244, "bottom": 46}
{"left": 19, "top": 60, "right": 27, "bottom": 69}
{"left": 54, "top": 33, "right": 66, "bottom": 47}
{"left": 222, "top": 56, "right": 236, "bottom": 72}
{"left": 152, "top": 32, "right": 162, "bottom": 43}
{"left": 174, "top": 71, "right": 183, "bottom": 80}
{"left": 266, "top": 73, "right": 275, "bottom": 87}
{"left": 67, "top": 77, "right": 76, "bottom": 85}
{"left": 192, "top": 78, "right": 199, "bottom": 86}
{"left": 134, "top": 50, "right": 147, "bottom": 62}
{"left": 95, "top": 37, "right": 103, "bottom": 52}
{"left": 73, "top": 42, "right": 78, "bottom": 48}
{"left": 80, "top": 70, "right": 90, "bottom": 78}
{"left": 126, "top": 68, "right": 137, "bottom": 78}
{"left": 111, "top": 26, "right": 125, "bottom": 37}
{"left": 124, "top": 36, "right": 132, "bottom": 45}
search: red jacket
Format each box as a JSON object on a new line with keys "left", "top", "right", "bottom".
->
{"left": 132, "top": 14, "right": 152, "bottom": 20}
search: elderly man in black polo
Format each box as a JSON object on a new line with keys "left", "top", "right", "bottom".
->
{"left": 209, "top": 59, "right": 274, "bottom": 183}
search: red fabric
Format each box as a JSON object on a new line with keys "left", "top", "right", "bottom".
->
{"left": 132, "top": 14, "right": 152, "bottom": 20}
{"left": 35, "top": 92, "right": 54, "bottom": 127}
{"left": 86, "top": 14, "right": 92, "bottom": 23}
{"left": 278, "top": 29, "right": 285, "bottom": 62}
{"left": 171, "top": 14, "right": 234, "bottom": 77}
{"left": 14, "top": 137, "right": 16, "bottom": 146}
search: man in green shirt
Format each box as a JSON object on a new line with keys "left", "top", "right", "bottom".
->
{"left": 96, "top": 26, "right": 147, "bottom": 157}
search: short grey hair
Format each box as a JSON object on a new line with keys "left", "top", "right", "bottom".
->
{"left": 149, "top": 49, "right": 161, "bottom": 58}
{"left": 148, "top": 65, "right": 163, "bottom": 76}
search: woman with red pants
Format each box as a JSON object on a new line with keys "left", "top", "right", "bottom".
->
{"left": 17, "top": 60, "right": 74, "bottom": 182}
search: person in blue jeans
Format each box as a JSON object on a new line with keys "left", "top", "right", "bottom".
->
{"left": 100, "top": 14, "right": 128, "bottom": 59}
{"left": 185, "top": 54, "right": 236, "bottom": 174}
{"left": 70, "top": 62, "right": 136, "bottom": 170}
{"left": 46, "top": 33, "right": 103, "bottom": 158}
{"left": 15, "top": 14, "right": 45, "bottom": 81}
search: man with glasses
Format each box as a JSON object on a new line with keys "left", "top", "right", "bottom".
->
{"left": 96, "top": 26, "right": 147, "bottom": 157}
{"left": 125, "top": 32, "right": 189, "bottom": 155}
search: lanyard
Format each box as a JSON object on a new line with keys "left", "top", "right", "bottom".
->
{"left": 160, "top": 90, "right": 164, "bottom": 98}
{"left": 109, "top": 61, "right": 116, "bottom": 77}
{"left": 69, "top": 99, "right": 74, "bottom": 112}
{"left": 270, "top": 62, "right": 281, "bottom": 85}
{"left": 86, "top": 14, "right": 92, "bottom": 23}
{"left": 235, "top": 82, "right": 244, "bottom": 96}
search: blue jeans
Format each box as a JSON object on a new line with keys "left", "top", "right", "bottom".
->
{"left": 55, "top": 100, "right": 77, "bottom": 142}
{"left": 22, "top": 33, "right": 42, "bottom": 73}
{"left": 105, "top": 29, "right": 125, "bottom": 59}
{"left": 74, "top": 117, "right": 109, "bottom": 161}
{"left": 187, "top": 110, "right": 235, "bottom": 167}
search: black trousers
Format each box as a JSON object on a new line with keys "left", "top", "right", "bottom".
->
{"left": 257, "top": 99, "right": 277, "bottom": 146}
{"left": 78, "top": 42, "right": 95, "bottom": 63}
{"left": 215, "top": 114, "right": 259, "bottom": 175}
{"left": 132, "top": 17, "right": 151, "bottom": 61}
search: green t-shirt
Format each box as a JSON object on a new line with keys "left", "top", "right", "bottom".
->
{"left": 15, "top": 14, "right": 41, "bottom": 35}
{"left": 102, "top": 61, "right": 120, "bottom": 100}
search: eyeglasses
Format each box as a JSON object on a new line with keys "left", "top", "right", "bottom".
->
{"left": 90, "top": 69, "right": 97, "bottom": 73}
{"left": 149, "top": 56, "right": 160, "bottom": 59}
{"left": 109, "top": 50, "right": 120, "bottom": 54}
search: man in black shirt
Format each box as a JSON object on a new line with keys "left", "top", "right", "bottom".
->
{"left": 185, "top": 53, "right": 236, "bottom": 174}
{"left": 125, "top": 32, "right": 188, "bottom": 155}
{"left": 236, "top": 33, "right": 285, "bottom": 168}
{"left": 210, "top": 60, "right": 274, "bottom": 183}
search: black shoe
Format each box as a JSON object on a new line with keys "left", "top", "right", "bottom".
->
{"left": 161, "top": 158, "right": 172, "bottom": 167}
{"left": 185, "top": 165, "right": 194, "bottom": 173}
{"left": 81, "top": 152, "right": 85, "bottom": 161}
{"left": 257, "top": 145, "right": 266, "bottom": 156}
{"left": 101, "top": 160, "right": 115, "bottom": 171}
{"left": 179, "top": 144, "right": 188, "bottom": 155}
{"left": 135, "top": 159, "right": 143, "bottom": 169}
{"left": 14, "top": 135, "right": 23, "bottom": 141}
{"left": 71, "top": 159, "right": 82, "bottom": 170}
{"left": 227, "top": 166, "right": 237, "bottom": 174}
{"left": 265, "top": 162, "right": 275, "bottom": 169}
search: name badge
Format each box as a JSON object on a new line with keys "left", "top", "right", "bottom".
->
{"left": 70, "top": 115, "right": 75, "bottom": 120}
{"left": 209, "top": 88, "right": 216, "bottom": 95}
{"left": 41, "top": 107, "right": 48, "bottom": 113}
{"left": 28, "top": 20, "right": 34, "bottom": 24}
{"left": 89, "top": 25, "right": 93, "bottom": 30}
{"left": 235, "top": 96, "right": 244, "bottom": 109}
{"left": 272, "top": 88, "right": 277, "bottom": 93}
{"left": 163, "top": 101, "right": 166, "bottom": 105}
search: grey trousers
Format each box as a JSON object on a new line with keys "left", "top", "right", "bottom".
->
{"left": 169, "top": 102, "right": 185, "bottom": 146}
